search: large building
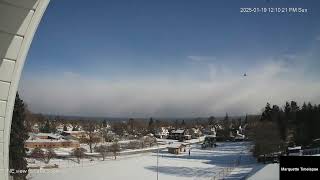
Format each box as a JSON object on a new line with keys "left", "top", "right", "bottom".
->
{"left": 25, "top": 139, "right": 80, "bottom": 149}
{"left": 25, "top": 133, "right": 80, "bottom": 149}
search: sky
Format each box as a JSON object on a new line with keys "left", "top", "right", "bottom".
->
{"left": 20, "top": 0, "right": 320, "bottom": 118}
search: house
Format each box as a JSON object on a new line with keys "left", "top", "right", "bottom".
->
{"left": 31, "top": 123, "right": 40, "bottom": 133}
{"left": 189, "top": 128, "right": 202, "bottom": 139}
{"left": 61, "top": 130, "right": 85, "bottom": 139}
{"left": 168, "top": 129, "right": 189, "bottom": 140}
{"left": 167, "top": 144, "right": 187, "bottom": 154}
{"left": 234, "top": 132, "right": 245, "bottom": 141}
{"left": 202, "top": 126, "right": 216, "bottom": 136}
{"left": 155, "top": 127, "right": 169, "bottom": 139}
{"left": 56, "top": 124, "right": 75, "bottom": 133}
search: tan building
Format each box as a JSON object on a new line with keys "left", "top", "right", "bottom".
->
{"left": 25, "top": 139, "right": 80, "bottom": 149}
{"left": 167, "top": 144, "right": 186, "bottom": 154}
{"left": 25, "top": 133, "right": 80, "bottom": 149}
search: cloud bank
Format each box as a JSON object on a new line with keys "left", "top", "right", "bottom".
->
{"left": 20, "top": 57, "right": 320, "bottom": 118}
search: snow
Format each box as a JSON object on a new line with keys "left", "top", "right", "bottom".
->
{"left": 28, "top": 141, "right": 266, "bottom": 180}
{"left": 247, "top": 164, "right": 279, "bottom": 180}
{"left": 172, "top": 129, "right": 185, "bottom": 134}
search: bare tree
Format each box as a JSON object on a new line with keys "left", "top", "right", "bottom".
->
{"left": 72, "top": 147, "right": 87, "bottom": 164}
{"left": 44, "top": 148, "right": 57, "bottom": 164}
{"left": 30, "top": 147, "right": 45, "bottom": 162}
{"left": 109, "top": 142, "right": 120, "bottom": 160}
{"left": 127, "top": 140, "right": 141, "bottom": 149}
{"left": 94, "top": 145, "right": 109, "bottom": 161}
{"left": 81, "top": 121, "right": 100, "bottom": 153}
{"left": 144, "top": 136, "right": 156, "bottom": 147}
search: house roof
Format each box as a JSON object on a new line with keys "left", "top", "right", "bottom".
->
{"left": 172, "top": 129, "right": 184, "bottom": 134}
{"left": 26, "top": 138, "right": 78, "bottom": 143}
{"left": 288, "top": 146, "right": 302, "bottom": 150}
{"left": 167, "top": 143, "right": 186, "bottom": 149}
{"left": 31, "top": 133, "right": 61, "bottom": 139}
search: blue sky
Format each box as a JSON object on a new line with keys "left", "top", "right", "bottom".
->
{"left": 20, "top": 0, "right": 320, "bottom": 117}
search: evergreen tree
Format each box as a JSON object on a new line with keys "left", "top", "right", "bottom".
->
{"left": 261, "top": 103, "right": 272, "bottom": 121}
{"left": 148, "top": 117, "right": 154, "bottom": 133}
{"left": 9, "top": 93, "right": 29, "bottom": 180}
{"left": 220, "top": 113, "right": 231, "bottom": 138}
{"left": 224, "top": 113, "right": 229, "bottom": 121}
{"left": 208, "top": 116, "right": 215, "bottom": 126}
{"left": 128, "top": 118, "right": 135, "bottom": 133}
{"left": 40, "top": 119, "right": 51, "bottom": 133}
{"left": 102, "top": 119, "right": 107, "bottom": 127}
{"left": 174, "top": 120, "right": 179, "bottom": 129}
{"left": 181, "top": 120, "right": 186, "bottom": 127}
{"left": 244, "top": 114, "right": 248, "bottom": 124}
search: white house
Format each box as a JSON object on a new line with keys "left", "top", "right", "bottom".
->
{"left": 155, "top": 127, "right": 169, "bottom": 139}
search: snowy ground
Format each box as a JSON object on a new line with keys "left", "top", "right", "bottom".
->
{"left": 247, "top": 164, "right": 279, "bottom": 180}
{"left": 28, "top": 142, "right": 274, "bottom": 180}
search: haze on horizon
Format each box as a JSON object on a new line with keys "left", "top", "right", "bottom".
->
{"left": 19, "top": 0, "right": 320, "bottom": 118}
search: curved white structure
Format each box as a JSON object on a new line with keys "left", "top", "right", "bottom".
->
{"left": 0, "top": 0, "right": 50, "bottom": 179}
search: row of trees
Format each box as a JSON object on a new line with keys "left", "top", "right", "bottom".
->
{"left": 72, "top": 143, "right": 120, "bottom": 162}
{"left": 29, "top": 143, "right": 121, "bottom": 164}
{"left": 30, "top": 148, "right": 57, "bottom": 164}
{"left": 251, "top": 101, "right": 320, "bottom": 156}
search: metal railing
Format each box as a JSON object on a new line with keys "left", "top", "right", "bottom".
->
{"left": 210, "top": 151, "right": 243, "bottom": 180}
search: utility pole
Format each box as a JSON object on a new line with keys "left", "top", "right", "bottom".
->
{"left": 157, "top": 141, "right": 159, "bottom": 180}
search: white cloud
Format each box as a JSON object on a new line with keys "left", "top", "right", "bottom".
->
{"left": 19, "top": 57, "right": 320, "bottom": 118}
{"left": 187, "top": 55, "right": 216, "bottom": 62}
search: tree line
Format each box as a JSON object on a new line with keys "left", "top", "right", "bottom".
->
{"left": 251, "top": 101, "right": 320, "bottom": 156}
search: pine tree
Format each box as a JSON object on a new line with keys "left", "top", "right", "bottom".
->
{"left": 148, "top": 117, "right": 154, "bottom": 133}
{"left": 40, "top": 119, "right": 51, "bottom": 133}
{"left": 180, "top": 120, "right": 185, "bottom": 128}
{"left": 102, "top": 119, "right": 107, "bottom": 127}
{"left": 208, "top": 116, "right": 215, "bottom": 126}
{"left": 244, "top": 114, "right": 248, "bottom": 124}
{"left": 261, "top": 103, "right": 272, "bottom": 121}
{"left": 9, "top": 93, "right": 29, "bottom": 180}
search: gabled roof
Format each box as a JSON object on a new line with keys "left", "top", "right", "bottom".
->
{"left": 171, "top": 129, "right": 184, "bottom": 134}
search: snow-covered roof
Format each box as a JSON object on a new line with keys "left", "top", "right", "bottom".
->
{"left": 31, "top": 133, "right": 61, "bottom": 139}
{"left": 167, "top": 143, "right": 186, "bottom": 149}
{"left": 26, "top": 138, "right": 78, "bottom": 143}
{"left": 205, "top": 135, "right": 216, "bottom": 138}
{"left": 63, "top": 130, "right": 85, "bottom": 134}
{"left": 172, "top": 129, "right": 184, "bottom": 134}
{"left": 288, "top": 146, "right": 302, "bottom": 150}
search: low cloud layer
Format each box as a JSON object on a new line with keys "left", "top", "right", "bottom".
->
{"left": 20, "top": 57, "right": 320, "bottom": 118}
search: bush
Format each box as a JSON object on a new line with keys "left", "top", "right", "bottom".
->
{"left": 94, "top": 145, "right": 109, "bottom": 161}
{"left": 126, "top": 141, "right": 141, "bottom": 149}
{"left": 30, "top": 147, "right": 45, "bottom": 161}
{"left": 72, "top": 147, "right": 87, "bottom": 163}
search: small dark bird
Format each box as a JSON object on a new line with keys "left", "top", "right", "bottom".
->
{"left": 244, "top": 73, "right": 247, "bottom": 77}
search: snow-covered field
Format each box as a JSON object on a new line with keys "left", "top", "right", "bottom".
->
{"left": 28, "top": 142, "right": 278, "bottom": 180}
{"left": 247, "top": 164, "right": 279, "bottom": 180}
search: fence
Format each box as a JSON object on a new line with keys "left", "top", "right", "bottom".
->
{"left": 302, "top": 147, "right": 320, "bottom": 155}
{"left": 209, "top": 152, "right": 243, "bottom": 180}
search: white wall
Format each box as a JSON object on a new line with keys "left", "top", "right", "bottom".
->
{"left": 0, "top": 0, "right": 49, "bottom": 179}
